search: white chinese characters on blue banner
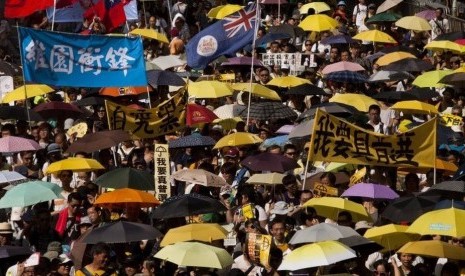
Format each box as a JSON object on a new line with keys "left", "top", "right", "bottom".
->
{"left": 19, "top": 27, "right": 147, "bottom": 87}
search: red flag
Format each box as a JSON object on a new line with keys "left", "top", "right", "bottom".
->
{"left": 55, "top": 0, "right": 78, "bottom": 9}
{"left": 83, "top": 0, "right": 126, "bottom": 32}
{"left": 4, "top": 0, "right": 54, "bottom": 18}
{"left": 186, "top": 104, "right": 218, "bottom": 126}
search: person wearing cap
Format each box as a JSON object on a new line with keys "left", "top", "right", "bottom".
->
{"left": 49, "top": 254, "right": 73, "bottom": 276}
{"left": 352, "top": 0, "right": 368, "bottom": 31}
{"left": 223, "top": 148, "right": 239, "bottom": 165}
{"left": 0, "top": 222, "right": 14, "bottom": 246}
{"left": 332, "top": 1, "right": 348, "bottom": 23}
{"left": 119, "top": 252, "right": 141, "bottom": 276}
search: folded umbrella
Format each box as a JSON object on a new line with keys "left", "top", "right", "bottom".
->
{"left": 151, "top": 193, "right": 227, "bottom": 219}
{"left": 241, "top": 152, "right": 300, "bottom": 173}
{"left": 82, "top": 221, "right": 162, "bottom": 244}
{"left": 67, "top": 130, "right": 131, "bottom": 154}
{"left": 146, "top": 70, "right": 186, "bottom": 87}
{"left": 95, "top": 168, "right": 154, "bottom": 190}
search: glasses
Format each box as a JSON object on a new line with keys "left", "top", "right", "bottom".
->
{"left": 285, "top": 151, "right": 298, "bottom": 156}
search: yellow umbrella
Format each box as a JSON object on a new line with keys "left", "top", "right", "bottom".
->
{"left": 425, "top": 40, "right": 463, "bottom": 53}
{"left": 395, "top": 16, "right": 431, "bottom": 31}
{"left": 391, "top": 100, "right": 438, "bottom": 115}
{"left": 231, "top": 83, "right": 281, "bottom": 100}
{"left": 376, "top": 51, "right": 416, "bottom": 66}
{"left": 300, "top": 2, "right": 331, "bottom": 14}
{"left": 302, "top": 197, "right": 371, "bottom": 222}
{"left": 407, "top": 207, "right": 465, "bottom": 237}
{"left": 267, "top": 76, "right": 311, "bottom": 88}
{"left": 364, "top": 224, "right": 420, "bottom": 252}
{"left": 212, "top": 117, "right": 243, "bottom": 130}
{"left": 207, "top": 4, "right": 243, "bottom": 19}
{"left": 454, "top": 66, "right": 465, "bottom": 73}
{"left": 213, "top": 132, "right": 262, "bottom": 149}
{"left": 329, "top": 93, "right": 378, "bottom": 112}
{"left": 188, "top": 81, "right": 233, "bottom": 99}
{"left": 399, "top": 158, "right": 458, "bottom": 175}
{"left": 398, "top": 240, "right": 465, "bottom": 260}
{"left": 412, "top": 69, "right": 453, "bottom": 88}
{"left": 246, "top": 172, "right": 285, "bottom": 185}
{"left": 160, "top": 223, "right": 228, "bottom": 247}
{"left": 45, "top": 157, "right": 104, "bottom": 174}
{"left": 2, "top": 85, "right": 54, "bottom": 103}
{"left": 299, "top": 14, "right": 339, "bottom": 32}
{"left": 353, "top": 30, "right": 397, "bottom": 44}
{"left": 129, "top": 28, "right": 169, "bottom": 44}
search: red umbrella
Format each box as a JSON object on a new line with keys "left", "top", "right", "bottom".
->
{"left": 100, "top": 86, "right": 152, "bottom": 97}
{"left": 456, "top": 39, "right": 465, "bottom": 45}
{"left": 33, "top": 101, "right": 83, "bottom": 120}
{"left": 0, "top": 136, "right": 41, "bottom": 153}
{"left": 186, "top": 104, "right": 218, "bottom": 126}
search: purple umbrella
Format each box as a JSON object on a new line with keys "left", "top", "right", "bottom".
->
{"left": 341, "top": 183, "right": 399, "bottom": 200}
{"left": 221, "top": 56, "right": 264, "bottom": 67}
{"left": 416, "top": 10, "right": 436, "bottom": 21}
{"left": 276, "top": 124, "right": 295, "bottom": 134}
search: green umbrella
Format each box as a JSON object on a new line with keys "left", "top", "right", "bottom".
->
{"left": 95, "top": 167, "right": 155, "bottom": 190}
{"left": 366, "top": 12, "right": 402, "bottom": 25}
{"left": 0, "top": 181, "right": 63, "bottom": 208}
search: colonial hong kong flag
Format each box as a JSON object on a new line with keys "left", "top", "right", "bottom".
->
{"left": 186, "top": 3, "right": 258, "bottom": 69}
{"left": 84, "top": 0, "right": 127, "bottom": 31}
{"left": 4, "top": 0, "right": 54, "bottom": 18}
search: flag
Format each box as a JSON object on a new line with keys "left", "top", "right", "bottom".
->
{"left": 83, "top": 0, "right": 126, "bottom": 31}
{"left": 186, "top": 3, "right": 257, "bottom": 69}
{"left": 4, "top": 0, "right": 54, "bottom": 18}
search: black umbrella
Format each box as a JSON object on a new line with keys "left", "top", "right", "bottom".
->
{"left": 0, "top": 106, "right": 44, "bottom": 121}
{"left": 434, "top": 31, "right": 465, "bottom": 41}
{"left": 95, "top": 167, "right": 154, "bottom": 190}
{"left": 239, "top": 101, "right": 297, "bottom": 121}
{"left": 0, "top": 246, "right": 32, "bottom": 259}
{"left": 75, "top": 96, "right": 105, "bottom": 107}
{"left": 269, "top": 24, "right": 305, "bottom": 37}
{"left": 381, "top": 194, "right": 440, "bottom": 223}
{"left": 151, "top": 193, "right": 227, "bottom": 219}
{"left": 382, "top": 58, "right": 434, "bottom": 72}
{"left": 0, "top": 60, "right": 21, "bottom": 76}
{"left": 298, "top": 102, "right": 357, "bottom": 122}
{"left": 147, "top": 70, "right": 186, "bottom": 87}
{"left": 427, "top": 180, "right": 465, "bottom": 199}
{"left": 408, "top": 87, "right": 440, "bottom": 100}
{"left": 321, "top": 34, "right": 357, "bottom": 45}
{"left": 241, "top": 152, "right": 300, "bottom": 173}
{"left": 439, "top": 72, "right": 465, "bottom": 88}
{"left": 372, "top": 91, "right": 418, "bottom": 103}
{"left": 256, "top": 32, "right": 292, "bottom": 45}
{"left": 286, "top": 83, "right": 326, "bottom": 96}
{"left": 380, "top": 46, "right": 419, "bottom": 56}
{"left": 168, "top": 134, "right": 216, "bottom": 149}
{"left": 338, "top": 235, "right": 384, "bottom": 256}
{"left": 67, "top": 130, "right": 131, "bottom": 153}
{"left": 82, "top": 221, "right": 162, "bottom": 244}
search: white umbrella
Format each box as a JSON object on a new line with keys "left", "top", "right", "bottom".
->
{"left": 289, "top": 223, "right": 360, "bottom": 245}
{"left": 213, "top": 104, "right": 246, "bottom": 119}
{"left": 288, "top": 119, "right": 314, "bottom": 139}
{"left": 0, "top": 170, "right": 26, "bottom": 184}
{"left": 246, "top": 173, "right": 285, "bottom": 185}
{"left": 172, "top": 169, "right": 228, "bottom": 187}
{"left": 368, "top": 71, "right": 414, "bottom": 82}
{"left": 151, "top": 55, "right": 186, "bottom": 70}
{"left": 376, "top": 0, "right": 403, "bottom": 14}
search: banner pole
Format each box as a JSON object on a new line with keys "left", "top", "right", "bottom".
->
{"left": 16, "top": 25, "right": 32, "bottom": 132}
{"left": 246, "top": 1, "right": 260, "bottom": 126}
{"left": 51, "top": 0, "right": 57, "bottom": 31}
{"left": 433, "top": 115, "right": 437, "bottom": 185}
{"left": 302, "top": 108, "right": 319, "bottom": 191}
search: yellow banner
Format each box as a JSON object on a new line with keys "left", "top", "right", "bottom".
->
{"left": 313, "top": 182, "right": 339, "bottom": 197}
{"left": 308, "top": 109, "right": 437, "bottom": 168}
{"left": 154, "top": 144, "right": 170, "bottom": 202}
{"left": 105, "top": 89, "right": 186, "bottom": 138}
{"left": 440, "top": 113, "right": 462, "bottom": 127}
{"left": 246, "top": 233, "right": 272, "bottom": 267}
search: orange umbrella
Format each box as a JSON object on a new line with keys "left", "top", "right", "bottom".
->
{"left": 398, "top": 158, "right": 458, "bottom": 175}
{"left": 100, "top": 86, "right": 152, "bottom": 97}
{"left": 94, "top": 188, "right": 160, "bottom": 207}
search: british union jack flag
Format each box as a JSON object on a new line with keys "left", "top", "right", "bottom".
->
{"left": 223, "top": 3, "right": 257, "bottom": 38}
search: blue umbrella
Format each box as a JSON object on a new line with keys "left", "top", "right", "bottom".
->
{"left": 434, "top": 199, "right": 465, "bottom": 210}
{"left": 256, "top": 32, "right": 292, "bottom": 45}
{"left": 261, "top": 135, "right": 289, "bottom": 149}
{"left": 168, "top": 133, "right": 216, "bottom": 149}
{"left": 147, "top": 70, "right": 186, "bottom": 86}
{"left": 321, "top": 34, "right": 357, "bottom": 45}
{"left": 324, "top": 70, "right": 368, "bottom": 83}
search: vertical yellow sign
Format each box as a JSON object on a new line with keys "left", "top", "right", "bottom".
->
{"left": 154, "top": 144, "right": 170, "bottom": 202}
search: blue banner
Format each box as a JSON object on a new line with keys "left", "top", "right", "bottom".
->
{"left": 19, "top": 27, "right": 147, "bottom": 87}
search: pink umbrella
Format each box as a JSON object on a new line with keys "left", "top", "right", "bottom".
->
{"left": 0, "top": 136, "right": 41, "bottom": 153}
{"left": 416, "top": 10, "right": 436, "bottom": 21}
{"left": 322, "top": 61, "right": 366, "bottom": 75}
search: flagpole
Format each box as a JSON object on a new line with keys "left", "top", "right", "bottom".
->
{"left": 142, "top": 1, "right": 147, "bottom": 27}
{"left": 246, "top": 1, "right": 260, "bottom": 127}
{"left": 167, "top": 0, "right": 173, "bottom": 28}
{"left": 51, "top": 0, "right": 57, "bottom": 31}
{"left": 16, "top": 24, "right": 32, "bottom": 132}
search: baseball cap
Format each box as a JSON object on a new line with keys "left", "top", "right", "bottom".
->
{"left": 337, "top": 1, "right": 346, "bottom": 6}
{"left": 224, "top": 148, "right": 239, "bottom": 158}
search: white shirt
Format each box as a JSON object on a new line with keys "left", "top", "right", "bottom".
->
{"left": 353, "top": 4, "right": 368, "bottom": 27}
{"left": 429, "top": 17, "right": 450, "bottom": 40}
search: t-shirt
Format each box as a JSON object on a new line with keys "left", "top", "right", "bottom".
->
{"left": 429, "top": 18, "right": 450, "bottom": 40}
{"left": 75, "top": 266, "right": 117, "bottom": 276}
{"left": 353, "top": 4, "right": 368, "bottom": 27}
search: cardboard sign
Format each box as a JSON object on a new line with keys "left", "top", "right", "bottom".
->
{"left": 313, "top": 182, "right": 339, "bottom": 197}
{"left": 246, "top": 233, "right": 272, "bottom": 267}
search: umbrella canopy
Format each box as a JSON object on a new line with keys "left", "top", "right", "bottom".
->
{"left": 172, "top": 169, "right": 228, "bottom": 187}
{"left": 300, "top": 2, "right": 331, "bottom": 14}
{"left": 341, "top": 183, "right": 399, "bottom": 200}
{"left": 425, "top": 40, "right": 463, "bottom": 53}
{"left": 212, "top": 117, "right": 243, "bottom": 131}
{"left": 0, "top": 106, "right": 43, "bottom": 121}
{"left": 364, "top": 224, "right": 421, "bottom": 252}
{"left": 74, "top": 96, "right": 105, "bottom": 107}
{"left": 255, "top": 32, "right": 292, "bottom": 45}
{"left": 382, "top": 58, "right": 434, "bottom": 71}
{"left": 45, "top": 158, "right": 104, "bottom": 174}
{"left": 82, "top": 221, "right": 162, "bottom": 244}
{"left": 376, "top": 51, "right": 416, "bottom": 66}
{"left": 213, "top": 104, "right": 246, "bottom": 119}
{"left": 381, "top": 194, "right": 440, "bottom": 223}
{"left": 435, "top": 31, "right": 465, "bottom": 41}
{"left": 246, "top": 172, "right": 285, "bottom": 185}
{"left": 269, "top": 24, "right": 305, "bottom": 38}
{"left": 412, "top": 69, "right": 453, "bottom": 87}
{"left": 67, "top": 130, "right": 131, "bottom": 154}
{"left": 0, "top": 136, "right": 41, "bottom": 153}
{"left": 429, "top": 180, "right": 465, "bottom": 195}
{"left": 278, "top": 241, "right": 357, "bottom": 271}
{"left": 288, "top": 119, "right": 313, "bottom": 139}
{"left": 439, "top": 72, "right": 465, "bottom": 87}
{"left": 434, "top": 199, "right": 465, "bottom": 210}
{"left": 376, "top": 0, "right": 403, "bottom": 14}
{"left": 188, "top": 81, "right": 233, "bottom": 99}
{"left": 289, "top": 223, "right": 360, "bottom": 245}
{"left": 298, "top": 102, "right": 356, "bottom": 121}
{"left": 0, "top": 181, "right": 62, "bottom": 208}
{"left": 100, "top": 86, "right": 152, "bottom": 97}
{"left": 276, "top": 124, "right": 295, "bottom": 134}
{"left": 146, "top": 70, "right": 185, "bottom": 87}
{"left": 329, "top": 93, "right": 377, "bottom": 112}
{"left": 241, "top": 152, "right": 300, "bottom": 173}
{"left": 152, "top": 193, "right": 227, "bottom": 219}
{"left": 0, "top": 170, "right": 26, "bottom": 184}
{"left": 285, "top": 83, "right": 326, "bottom": 96}
{"left": 324, "top": 71, "right": 368, "bottom": 84}
{"left": 398, "top": 240, "right": 465, "bottom": 260}
{"left": 95, "top": 168, "right": 154, "bottom": 190}
{"left": 391, "top": 100, "right": 438, "bottom": 114}
{"left": 353, "top": 30, "right": 397, "bottom": 43}
{"left": 94, "top": 188, "right": 160, "bottom": 207}
{"left": 303, "top": 197, "right": 371, "bottom": 222}
{"left": 416, "top": 9, "right": 436, "bottom": 20}
{"left": 168, "top": 134, "right": 216, "bottom": 148}
{"left": 261, "top": 0, "right": 288, "bottom": 4}
{"left": 0, "top": 246, "right": 33, "bottom": 259}
{"left": 155, "top": 242, "right": 233, "bottom": 269}
{"left": 372, "top": 91, "right": 418, "bottom": 103}
{"left": 150, "top": 55, "right": 186, "bottom": 70}
{"left": 395, "top": 16, "right": 431, "bottom": 31}
{"left": 407, "top": 207, "right": 465, "bottom": 237}
{"left": 186, "top": 104, "right": 218, "bottom": 126}
{"left": 267, "top": 76, "right": 311, "bottom": 88}
{"left": 207, "top": 4, "right": 243, "bottom": 19}
{"left": 369, "top": 71, "right": 414, "bottom": 82}
{"left": 321, "top": 34, "right": 357, "bottom": 45}
{"left": 231, "top": 83, "right": 281, "bottom": 100}
{"left": 221, "top": 56, "right": 264, "bottom": 67}
{"left": 239, "top": 101, "right": 297, "bottom": 121}
{"left": 129, "top": 28, "right": 169, "bottom": 43}
{"left": 261, "top": 135, "right": 289, "bottom": 148}
{"left": 299, "top": 14, "right": 338, "bottom": 32}
{"left": 213, "top": 132, "right": 262, "bottom": 149}
{"left": 1, "top": 85, "right": 54, "bottom": 103}
{"left": 160, "top": 223, "right": 228, "bottom": 247}
{"left": 33, "top": 101, "right": 83, "bottom": 120}
{"left": 408, "top": 87, "right": 441, "bottom": 99}
{"left": 365, "top": 12, "right": 402, "bottom": 24}
{"left": 322, "top": 61, "right": 365, "bottom": 75}
{"left": 339, "top": 235, "right": 384, "bottom": 256}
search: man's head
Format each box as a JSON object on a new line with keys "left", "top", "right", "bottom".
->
{"left": 67, "top": 192, "right": 83, "bottom": 216}
{"left": 1, "top": 123, "right": 15, "bottom": 137}
{"left": 337, "top": 211, "right": 353, "bottom": 227}
{"left": 368, "top": 104, "right": 381, "bottom": 124}
{"left": 90, "top": 243, "right": 111, "bottom": 268}
{"left": 59, "top": 170, "right": 73, "bottom": 188}
{"left": 269, "top": 219, "right": 286, "bottom": 243}
{"left": 258, "top": 67, "right": 270, "bottom": 84}
{"left": 283, "top": 144, "right": 299, "bottom": 160}
{"left": 330, "top": 47, "right": 339, "bottom": 60}
{"left": 300, "top": 190, "right": 313, "bottom": 205}
{"left": 87, "top": 206, "right": 102, "bottom": 225}
{"left": 282, "top": 174, "right": 298, "bottom": 195}
{"left": 436, "top": 8, "right": 444, "bottom": 19}
{"left": 0, "top": 222, "right": 13, "bottom": 246}
{"left": 270, "top": 41, "right": 280, "bottom": 53}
